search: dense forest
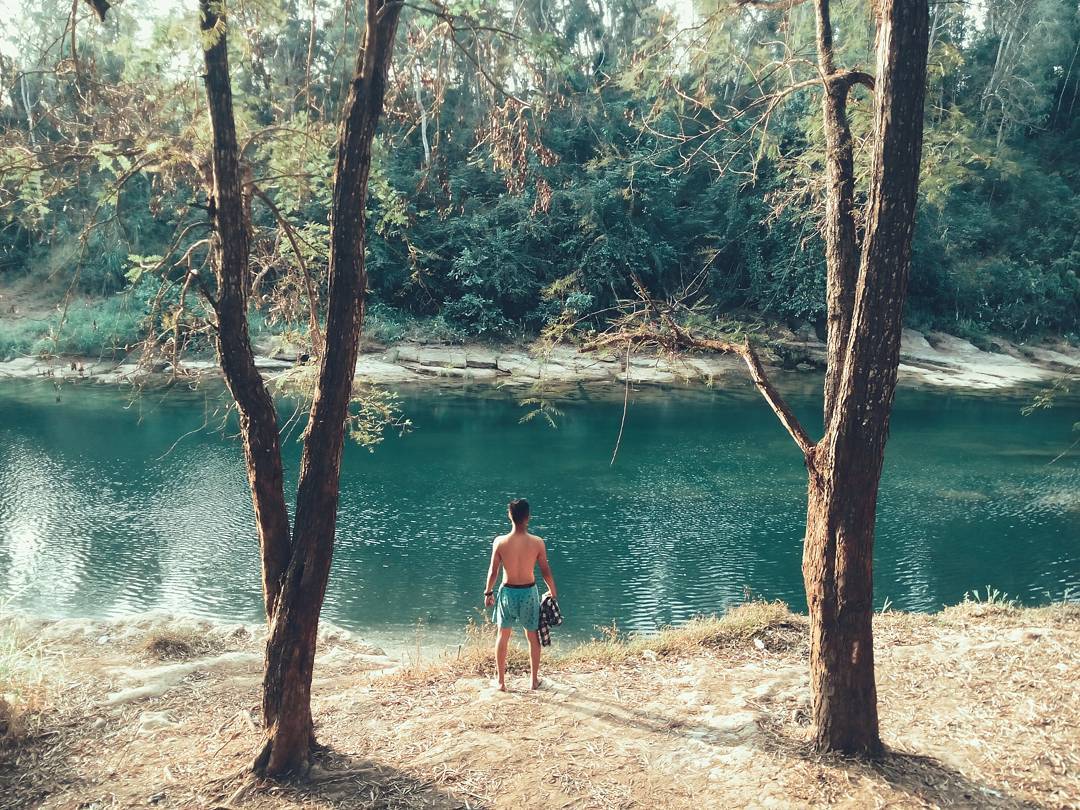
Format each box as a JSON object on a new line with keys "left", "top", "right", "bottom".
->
{"left": 1, "top": 0, "right": 1078, "bottom": 360}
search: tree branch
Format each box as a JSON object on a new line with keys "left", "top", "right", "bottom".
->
{"left": 248, "top": 184, "right": 325, "bottom": 357}
{"left": 584, "top": 295, "right": 817, "bottom": 460}
{"left": 69, "top": 0, "right": 80, "bottom": 76}
{"left": 662, "top": 318, "right": 816, "bottom": 457}
{"left": 444, "top": 24, "right": 531, "bottom": 109}
{"left": 736, "top": 0, "right": 811, "bottom": 11}
{"left": 832, "top": 70, "right": 875, "bottom": 92}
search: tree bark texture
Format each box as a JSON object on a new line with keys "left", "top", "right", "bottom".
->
{"left": 254, "top": 0, "right": 402, "bottom": 778}
{"left": 199, "top": 0, "right": 292, "bottom": 620}
{"left": 802, "top": 0, "right": 929, "bottom": 755}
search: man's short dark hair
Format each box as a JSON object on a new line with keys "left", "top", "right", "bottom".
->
{"left": 509, "top": 498, "right": 530, "bottom": 525}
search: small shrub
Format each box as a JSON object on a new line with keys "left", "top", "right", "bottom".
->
{"left": 363, "top": 306, "right": 470, "bottom": 345}
{"left": 0, "top": 283, "right": 159, "bottom": 359}
{"left": 962, "top": 586, "right": 1019, "bottom": 608}
{"left": 416, "top": 314, "right": 469, "bottom": 344}
{"left": 48, "top": 294, "right": 148, "bottom": 356}
{"left": 561, "top": 601, "right": 801, "bottom": 667}
{"left": 143, "top": 634, "right": 194, "bottom": 661}
{"left": 365, "top": 303, "right": 408, "bottom": 344}
{"left": 451, "top": 617, "right": 532, "bottom": 676}
{"left": 442, "top": 294, "right": 514, "bottom": 338}
{"left": 387, "top": 615, "right": 532, "bottom": 685}
{"left": 141, "top": 629, "right": 224, "bottom": 661}
{"left": 0, "top": 319, "right": 49, "bottom": 360}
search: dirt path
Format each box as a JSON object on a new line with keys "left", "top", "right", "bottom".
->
{"left": 2, "top": 604, "right": 1077, "bottom": 809}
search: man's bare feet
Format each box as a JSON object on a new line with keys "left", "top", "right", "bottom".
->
{"left": 494, "top": 680, "right": 507, "bottom": 692}
{"left": 531, "top": 679, "right": 542, "bottom": 690}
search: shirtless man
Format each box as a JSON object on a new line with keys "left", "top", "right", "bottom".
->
{"left": 484, "top": 499, "right": 557, "bottom": 691}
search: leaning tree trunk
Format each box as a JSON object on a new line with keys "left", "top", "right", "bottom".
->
{"left": 254, "top": 0, "right": 402, "bottom": 778}
{"left": 199, "top": 0, "right": 292, "bottom": 619}
{"left": 802, "top": 0, "right": 929, "bottom": 754}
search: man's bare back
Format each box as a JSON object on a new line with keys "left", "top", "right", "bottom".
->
{"left": 493, "top": 530, "right": 547, "bottom": 586}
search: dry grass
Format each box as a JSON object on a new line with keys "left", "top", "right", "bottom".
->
{"left": 387, "top": 618, "right": 533, "bottom": 685}
{"left": 939, "top": 596, "right": 1080, "bottom": 627}
{"left": 872, "top": 600, "right": 1080, "bottom": 807}
{"left": 365, "top": 599, "right": 1079, "bottom": 809}
{"left": 559, "top": 600, "right": 803, "bottom": 667}
{"left": 388, "top": 600, "right": 802, "bottom": 685}
{"left": 337, "top": 599, "right": 1080, "bottom": 809}
{"left": 1, "top": 602, "right": 1077, "bottom": 809}
{"left": 0, "top": 620, "right": 51, "bottom": 745}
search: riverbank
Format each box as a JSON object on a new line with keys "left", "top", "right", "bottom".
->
{"left": 1, "top": 326, "right": 1078, "bottom": 394}
{"left": 2, "top": 600, "right": 1077, "bottom": 808}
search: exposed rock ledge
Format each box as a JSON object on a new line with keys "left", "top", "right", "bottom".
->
{"left": 0, "top": 329, "right": 1077, "bottom": 392}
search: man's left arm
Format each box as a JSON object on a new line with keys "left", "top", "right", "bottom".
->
{"left": 537, "top": 538, "right": 557, "bottom": 601}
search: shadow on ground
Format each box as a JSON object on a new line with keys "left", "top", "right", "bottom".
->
{"left": 208, "top": 746, "right": 479, "bottom": 810}
{"left": 862, "top": 751, "right": 1047, "bottom": 810}
{"left": 551, "top": 688, "right": 1041, "bottom": 809}
{"left": 0, "top": 724, "right": 82, "bottom": 809}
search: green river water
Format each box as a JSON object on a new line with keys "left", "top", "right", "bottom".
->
{"left": 0, "top": 378, "right": 1077, "bottom": 649}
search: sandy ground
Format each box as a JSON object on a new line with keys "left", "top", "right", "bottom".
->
{"left": 2, "top": 603, "right": 1077, "bottom": 809}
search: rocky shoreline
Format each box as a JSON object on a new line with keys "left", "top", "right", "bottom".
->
{"left": 1, "top": 328, "right": 1077, "bottom": 392}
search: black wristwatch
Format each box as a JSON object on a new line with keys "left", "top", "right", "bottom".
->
{"left": 484, "top": 590, "right": 494, "bottom": 597}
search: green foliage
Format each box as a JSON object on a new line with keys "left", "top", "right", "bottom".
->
{"left": 1023, "top": 377, "right": 1080, "bottom": 453}
{"left": 0, "top": 319, "right": 47, "bottom": 360}
{"left": 911, "top": 133, "right": 1080, "bottom": 335}
{"left": 441, "top": 293, "right": 515, "bottom": 337}
{"left": 1, "top": 0, "right": 1077, "bottom": 355}
{"left": 363, "top": 304, "right": 469, "bottom": 345}
{"left": 270, "top": 366, "right": 412, "bottom": 449}
{"left": 0, "top": 279, "right": 162, "bottom": 360}
{"left": 346, "top": 384, "right": 413, "bottom": 450}
{"left": 1023, "top": 376, "right": 1076, "bottom": 417}
{"left": 518, "top": 397, "right": 563, "bottom": 428}
{"left": 364, "top": 303, "right": 410, "bottom": 344}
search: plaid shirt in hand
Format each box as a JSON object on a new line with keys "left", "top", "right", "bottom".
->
{"left": 538, "top": 595, "right": 563, "bottom": 647}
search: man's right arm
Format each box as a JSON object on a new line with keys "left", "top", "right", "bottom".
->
{"left": 484, "top": 538, "right": 501, "bottom": 607}
{"left": 537, "top": 538, "right": 557, "bottom": 600}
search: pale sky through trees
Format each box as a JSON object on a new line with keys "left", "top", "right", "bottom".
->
{"left": 0, "top": 0, "right": 700, "bottom": 58}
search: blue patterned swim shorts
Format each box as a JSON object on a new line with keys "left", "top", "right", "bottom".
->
{"left": 494, "top": 582, "right": 540, "bottom": 631}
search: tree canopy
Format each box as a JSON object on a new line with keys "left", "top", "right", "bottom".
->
{"left": 1, "top": 0, "right": 1078, "bottom": 361}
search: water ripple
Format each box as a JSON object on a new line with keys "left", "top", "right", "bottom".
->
{"left": 0, "top": 381, "right": 1077, "bottom": 640}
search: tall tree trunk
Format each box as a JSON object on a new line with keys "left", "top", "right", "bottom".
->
{"left": 802, "top": 0, "right": 929, "bottom": 754}
{"left": 199, "top": 0, "right": 292, "bottom": 619}
{"left": 254, "top": 0, "right": 402, "bottom": 778}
